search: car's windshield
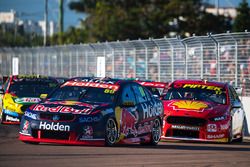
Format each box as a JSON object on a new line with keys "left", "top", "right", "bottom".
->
{"left": 80, "top": 87, "right": 115, "bottom": 103}
{"left": 9, "top": 80, "right": 58, "bottom": 97}
{"left": 146, "top": 87, "right": 161, "bottom": 97}
{"left": 49, "top": 86, "right": 116, "bottom": 103}
{"left": 163, "top": 85, "right": 227, "bottom": 105}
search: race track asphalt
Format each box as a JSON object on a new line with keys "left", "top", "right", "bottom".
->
{"left": 1, "top": 124, "right": 250, "bottom": 167}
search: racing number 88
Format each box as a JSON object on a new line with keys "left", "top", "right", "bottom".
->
{"left": 104, "top": 89, "right": 115, "bottom": 94}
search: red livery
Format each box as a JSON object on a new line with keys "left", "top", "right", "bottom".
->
{"left": 161, "top": 80, "right": 246, "bottom": 143}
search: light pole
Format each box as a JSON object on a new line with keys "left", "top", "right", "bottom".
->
{"left": 44, "top": 0, "right": 48, "bottom": 46}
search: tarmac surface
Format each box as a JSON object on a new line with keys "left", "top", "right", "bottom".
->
{"left": 1, "top": 124, "right": 250, "bottom": 167}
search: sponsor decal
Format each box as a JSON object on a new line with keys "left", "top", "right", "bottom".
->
{"left": 207, "top": 124, "right": 217, "bottom": 132}
{"left": 137, "top": 82, "right": 167, "bottom": 88}
{"left": 207, "top": 134, "right": 225, "bottom": 139}
{"left": 33, "top": 104, "right": 91, "bottom": 114}
{"left": 182, "top": 84, "right": 223, "bottom": 94}
{"left": 21, "top": 120, "right": 29, "bottom": 134}
{"left": 39, "top": 122, "right": 70, "bottom": 131}
{"left": 62, "top": 81, "right": 119, "bottom": 91}
{"left": 44, "top": 101, "right": 94, "bottom": 108}
{"left": 142, "top": 102, "right": 163, "bottom": 119}
{"left": 14, "top": 98, "right": 41, "bottom": 104}
{"left": 220, "top": 123, "right": 230, "bottom": 130}
{"left": 172, "top": 125, "right": 200, "bottom": 131}
{"left": 138, "top": 121, "right": 153, "bottom": 135}
{"left": 6, "top": 115, "right": 20, "bottom": 122}
{"left": 24, "top": 111, "right": 37, "bottom": 119}
{"left": 115, "top": 106, "right": 138, "bottom": 139}
{"left": 79, "top": 126, "right": 93, "bottom": 140}
{"left": 170, "top": 101, "right": 208, "bottom": 111}
{"left": 3, "top": 109, "right": 19, "bottom": 117}
{"left": 79, "top": 115, "right": 102, "bottom": 123}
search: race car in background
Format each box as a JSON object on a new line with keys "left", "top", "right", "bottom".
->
{"left": 19, "top": 77, "right": 163, "bottom": 146}
{"left": 135, "top": 80, "right": 168, "bottom": 97}
{"left": 161, "top": 80, "right": 246, "bottom": 143}
{"left": 0, "top": 75, "right": 59, "bottom": 124}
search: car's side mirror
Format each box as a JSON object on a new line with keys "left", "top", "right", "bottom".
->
{"left": 40, "top": 94, "right": 48, "bottom": 100}
{"left": 232, "top": 101, "right": 241, "bottom": 108}
{"left": 234, "top": 87, "right": 242, "bottom": 96}
{"left": 153, "top": 94, "right": 159, "bottom": 98}
{"left": 121, "top": 101, "right": 136, "bottom": 107}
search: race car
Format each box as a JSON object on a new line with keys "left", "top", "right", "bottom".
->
{"left": 19, "top": 77, "right": 164, "bottom": 146}
{"left": 135, "top": 80, "right": 168, "bottom": 97}
{"left": 161, "top": 80, "right": 246, "bottom": 143}
{"left": 0, "top": 75, "right": 59, "bottom": 124}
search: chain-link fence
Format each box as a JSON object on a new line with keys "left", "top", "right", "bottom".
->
{"left": 1, "top": 31, "right": 250, "bottom": 95}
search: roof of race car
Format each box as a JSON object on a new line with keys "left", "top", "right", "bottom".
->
{"left": 10, "top": 75, "right": 58, "bottom": 82}
{"left": 69, "top": 77, "right": 130, "bottom": 84}
{"left": 63, "top": 77, "right": 135, "bottom": 91}
{"left": 171, "top": 79, "right": 227, "bottom": 87}
{"left": 136, "top": 80, "right": 168, "bottom": 88}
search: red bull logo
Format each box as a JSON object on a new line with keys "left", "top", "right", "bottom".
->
{"left": 120, "top": 108, "right": 138, "bottom": 137}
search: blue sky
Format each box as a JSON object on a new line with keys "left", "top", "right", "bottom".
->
{"left": 0, "top": 0, "right": 86, "bottom": 30}
{"left": 0, "top": 0, "right": 249, "bottom": 31}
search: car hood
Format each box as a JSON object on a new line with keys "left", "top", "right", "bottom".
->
{"left": 163, "top": 100, "right": 229, "bottom": 118}
{"left": 30, "top": 100, "right": 111, "bottom": 115}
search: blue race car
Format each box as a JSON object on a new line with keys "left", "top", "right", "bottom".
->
{"left": 19, "top": 77, "right": 163, "bottom": 146}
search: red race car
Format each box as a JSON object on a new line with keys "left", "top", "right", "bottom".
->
{"left": 161, "top": 80, "right": 246, "bottom": 143}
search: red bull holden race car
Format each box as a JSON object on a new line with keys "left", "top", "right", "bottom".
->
{"left": 161, "top": 80, "right": 246, "bottom": 143}
{"left": 19, "top": 77, "right": 164, "bottom": 146}
{"left": 0, "top": 75, "right": 58, "bottom": 124}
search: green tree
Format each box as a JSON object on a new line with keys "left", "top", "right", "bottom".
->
{"left": 233, "top": 0, "right": 250, "bottom": 32}
{"left": 0, "top": 25, "right": 43, "bottom": 47}
{"left": 69, "top": 0, "right": 232, "bottom": 42}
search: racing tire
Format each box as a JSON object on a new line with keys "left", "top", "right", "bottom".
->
{"left": 141, "top": 118, "right": 162, "bottom": 146}
{"left": 227, "top": 118, "right": 233, "bottom": 143}
{"left": 105, "top": 118, "right": 118, "bottom": 146}
{"left": 235, "top": 117, "right": 246, "bottom": 143}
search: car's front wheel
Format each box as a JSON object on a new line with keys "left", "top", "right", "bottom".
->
{"left": 142, "top": 118, "right": 162, "bottom": 146}
{"left": 151, "top": 118, "right": 162, "bottom": 145}
{"left": 235, "top": 117, "right": 246, "bottom": 143}
{"left": 105, "top": 118, "right": 118, "bottom": 146}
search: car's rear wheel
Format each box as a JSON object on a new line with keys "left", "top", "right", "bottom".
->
{"left": 105, "top": 118, "right": 118, "bottom": 146}
{"left": 141, "top": 118, "right": 161, "bottom": 146}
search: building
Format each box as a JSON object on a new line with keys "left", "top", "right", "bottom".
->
{"left": 0, "top": 10, "right": 57, "bottom": 36}
{"left": 206, "top": 7, "right": 237, "bottom": 18}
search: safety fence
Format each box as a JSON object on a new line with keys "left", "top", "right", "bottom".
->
{"left": 0, "top": 31, "right": 250, "bottom": 95}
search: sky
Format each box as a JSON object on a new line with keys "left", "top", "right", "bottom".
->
{"left": 0, "top": 0, "right": 86, "bottom": 31}
{"left": 0, "top": 0, "right": 249, "bottom": 31}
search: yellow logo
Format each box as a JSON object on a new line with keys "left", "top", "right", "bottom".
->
{"left": 171, "top": 100, "right": 208, "bottom": 111}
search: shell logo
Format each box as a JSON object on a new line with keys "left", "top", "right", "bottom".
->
{"left": 171, "top": 100, "right": 208, "bottom": 111}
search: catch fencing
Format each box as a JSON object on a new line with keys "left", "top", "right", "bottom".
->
{"left": 0, "top": 31, "right": 250, "bottom": 95}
